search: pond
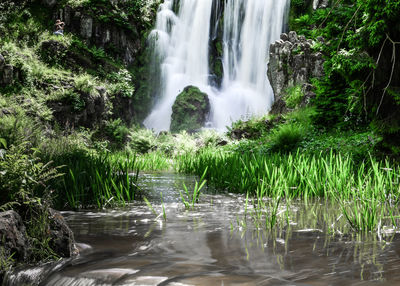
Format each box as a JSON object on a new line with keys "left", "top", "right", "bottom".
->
{"left": 5, "top": 172, "right": 400, "bottom": 285}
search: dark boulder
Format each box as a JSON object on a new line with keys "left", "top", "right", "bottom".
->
{"left": 0, "top": 211, "right": 29, "bottom": 263}
{"left": 47, "top": 85, "right": 108, "bottom": 129}
{"left": 170, "top": 86, "right": 210, "bottom": 133}
{"left": 48, "top": 208, "right": 75, "bottom": 258}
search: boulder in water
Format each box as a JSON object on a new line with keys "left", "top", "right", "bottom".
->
{"left": 170, "top": 86, "right": 210, "bottom": 133}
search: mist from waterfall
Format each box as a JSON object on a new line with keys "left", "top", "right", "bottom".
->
{"left": 144, "top": 0, "right": 289, "bottom": 132}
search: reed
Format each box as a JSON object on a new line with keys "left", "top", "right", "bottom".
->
{"left": 176, "top": 148, "right": 400, "bottom": 232}
{"left": 180, "top": 167, "right": 208, "bottom": 209}
{"left": 53, "top": 151, "right": 139, "bottom": 209}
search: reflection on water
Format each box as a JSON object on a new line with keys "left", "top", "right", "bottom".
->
{"left": 5, "top": 172, "right": 400, "bottom": 285}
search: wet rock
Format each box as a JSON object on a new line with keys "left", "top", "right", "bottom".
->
{"left": 170, "top": 86, "right": 210, "bottom": 133}
{"left": 55, "top": 5, "right": 144, "bottom": 65}
{"left": 288, "top": 31, "right": 298, "bottom": 43}
{"left": 216, "top": 139, "right": 228, "bottom": 146}
{"left": 268, "top": 32, "right": 325, "bottom": 114}
{"left": 280, "top": 33, "right": 289, "bottom": 41}
{"left": 0, "top": 211, "right": 29, "bottom": 262}
{"left": 48, "top": 208, "right": 75, "bottom": 257}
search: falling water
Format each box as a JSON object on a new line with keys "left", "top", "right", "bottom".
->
{"left": 144, "top": 0, "right": 290, "bottom": 132}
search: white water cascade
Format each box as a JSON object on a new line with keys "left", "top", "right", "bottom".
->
{"left": 144, "top": 0, "right": 290, "bottom": 132}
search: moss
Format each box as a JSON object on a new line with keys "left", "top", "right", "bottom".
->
{"left": 170, "top": 86, "right": 210, "bottom": 133}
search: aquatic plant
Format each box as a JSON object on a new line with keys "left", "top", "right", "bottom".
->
{"left": 176, "top": 148, "right": 400, "bottom": 232}
{"left": 180, "top": 167, "right": 208, "bottom": 210}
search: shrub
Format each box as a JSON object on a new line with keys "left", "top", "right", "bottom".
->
{"left": 107, "top": 69, "right": 135, "bottom": 98}
{"left": 104, "top": 119, "right": 129, "bottom": 148}
{"left": 269, "top": 123, "right": 306, "bottom": 153}
{"left": 74, "top": 74, "right": 97, "bottom": 95}
{"left": 128, "top": 128, "right": 156, "bottom": 154}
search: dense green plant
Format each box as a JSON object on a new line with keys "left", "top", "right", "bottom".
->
{"left": 51, "top": 150, "right": 139, "bottom": 209}
{"left": 283, "top": 85, "right": 304, "bottom": 109}
{"left": 128, "top": 128, "right": 156, "bottom": 154}
{"left": 0, "top": 142, "right": 62, "bottom": 205}
{"left": 107, "top": 69, "right": 135, "bottom": 98}
{"left": 104, "top": 119, "right": 130, "bottom": 148}
{"left": 176, "top": 148, "right": 400, "bottom": 232}
{"left": 269, "top": 123, "right": 306, "bottom": 152}
{"left": 290, "top": 0, "right": 400, "bottom": 153}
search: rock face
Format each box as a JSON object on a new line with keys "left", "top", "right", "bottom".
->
{"left": 47, "top": 85, "right": 107, "bottom": 129}
{"left": 170, "top": 86, "right": 210, "bottom": 133}
{"left": 313, "top": 0, "right": 329, "bottom": 9}
{"left": 0, "top": 53, "right": 15, "bottom": 86}
{"left": 54, "top": 5, "right": 144, "bottom": 65}
{"left": 0, "top": 211, "right": 29, "bottom": 263}
{"left": 268, "top": 31, "right": 325, "bottom": 113}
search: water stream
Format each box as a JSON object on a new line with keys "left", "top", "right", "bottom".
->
{"left": 5, "top": 172, "right": 400, "bottom": 285}
{"left": 144, "top": 0, "right": 289, "bottom": 132}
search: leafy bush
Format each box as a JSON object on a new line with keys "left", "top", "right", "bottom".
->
{"left": 107, "top": 69, "right": 135, "bottom": 98}
{"left": 104, "top": 119, "right": 130, "bottom": 148}
{"left": 269, "top": 123, "right": 306, "bottom": 153}
{"left": 0, "top": 142, "right": 61, "bottom": 205}
{"left": 128, "top": 128, "right": 156, "bottom": 154}
{"left": 74, "top": 74, "right": 97, "bottom": 95}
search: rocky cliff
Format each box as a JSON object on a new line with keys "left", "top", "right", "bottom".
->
{"left": 268, "top": 31, "right": 325, "bottom": 113}
{"left": 42, "top": 0, "right": 160, "bottom": 65}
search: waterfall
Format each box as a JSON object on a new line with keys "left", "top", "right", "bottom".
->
{"left": 144, "top": 0, "right": 290, "bottom": 132}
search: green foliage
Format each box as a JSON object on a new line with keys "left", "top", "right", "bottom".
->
{"left": 0, "top": 247, "right": 15, "bottom": 274}
{"left": 269, "top": 123, "right": 306, "bottom": 153}
{"left": 65, "top": 0, "right": 90, "bottom": 8}
{"left": 0, "top": 142, "right": 62, "bottom": 205}
{"left": 180, "top": 167, "right": 208, "bottom": 210}
{"left": 74, "top": 73, "right": 96, "bottom": 95}
{"left": 50, "top": 149, "right": 139, "bottom": 209}
{"left": 104, "top": 119, "right": 130, "bottom": 148}
{"left": 284, "top": 85, "right": 304, "bottom": 109}
{"left": 107, "top": 69, "right": 135, "bottom": 98}
{"left": 227, "top": 115, "right": 276, "bottom": 139}
{"left": 176, "top": 148, "right": 400, "bottom": 232}
{"left": 128, "top": 128, "right": 156, "bottom": 154}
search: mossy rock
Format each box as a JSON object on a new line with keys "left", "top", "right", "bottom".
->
{"left": 170, "top": 86, "right": 210, "bottom": 133}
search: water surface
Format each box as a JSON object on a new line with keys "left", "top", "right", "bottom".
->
{"left": 6, "top": 172, "right": 400, "bottom": 285}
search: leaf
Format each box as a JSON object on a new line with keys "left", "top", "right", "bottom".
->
{"left": 0, "top": 138, "right": 7, "bottom": 149}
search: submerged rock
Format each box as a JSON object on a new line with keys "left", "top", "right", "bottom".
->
{"left": 170, "top": 86, "right": 210, "bottom": 133}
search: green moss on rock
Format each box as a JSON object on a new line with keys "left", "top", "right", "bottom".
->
{"left": 170, "top": 86, "right": 210, "bottom": 133}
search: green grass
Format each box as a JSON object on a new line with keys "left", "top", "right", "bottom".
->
{"left": 52, "top": 151, "right": 139, "bottom": 209}
{"left": 176, "top": 148, "right": 400, "bottom": 232}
